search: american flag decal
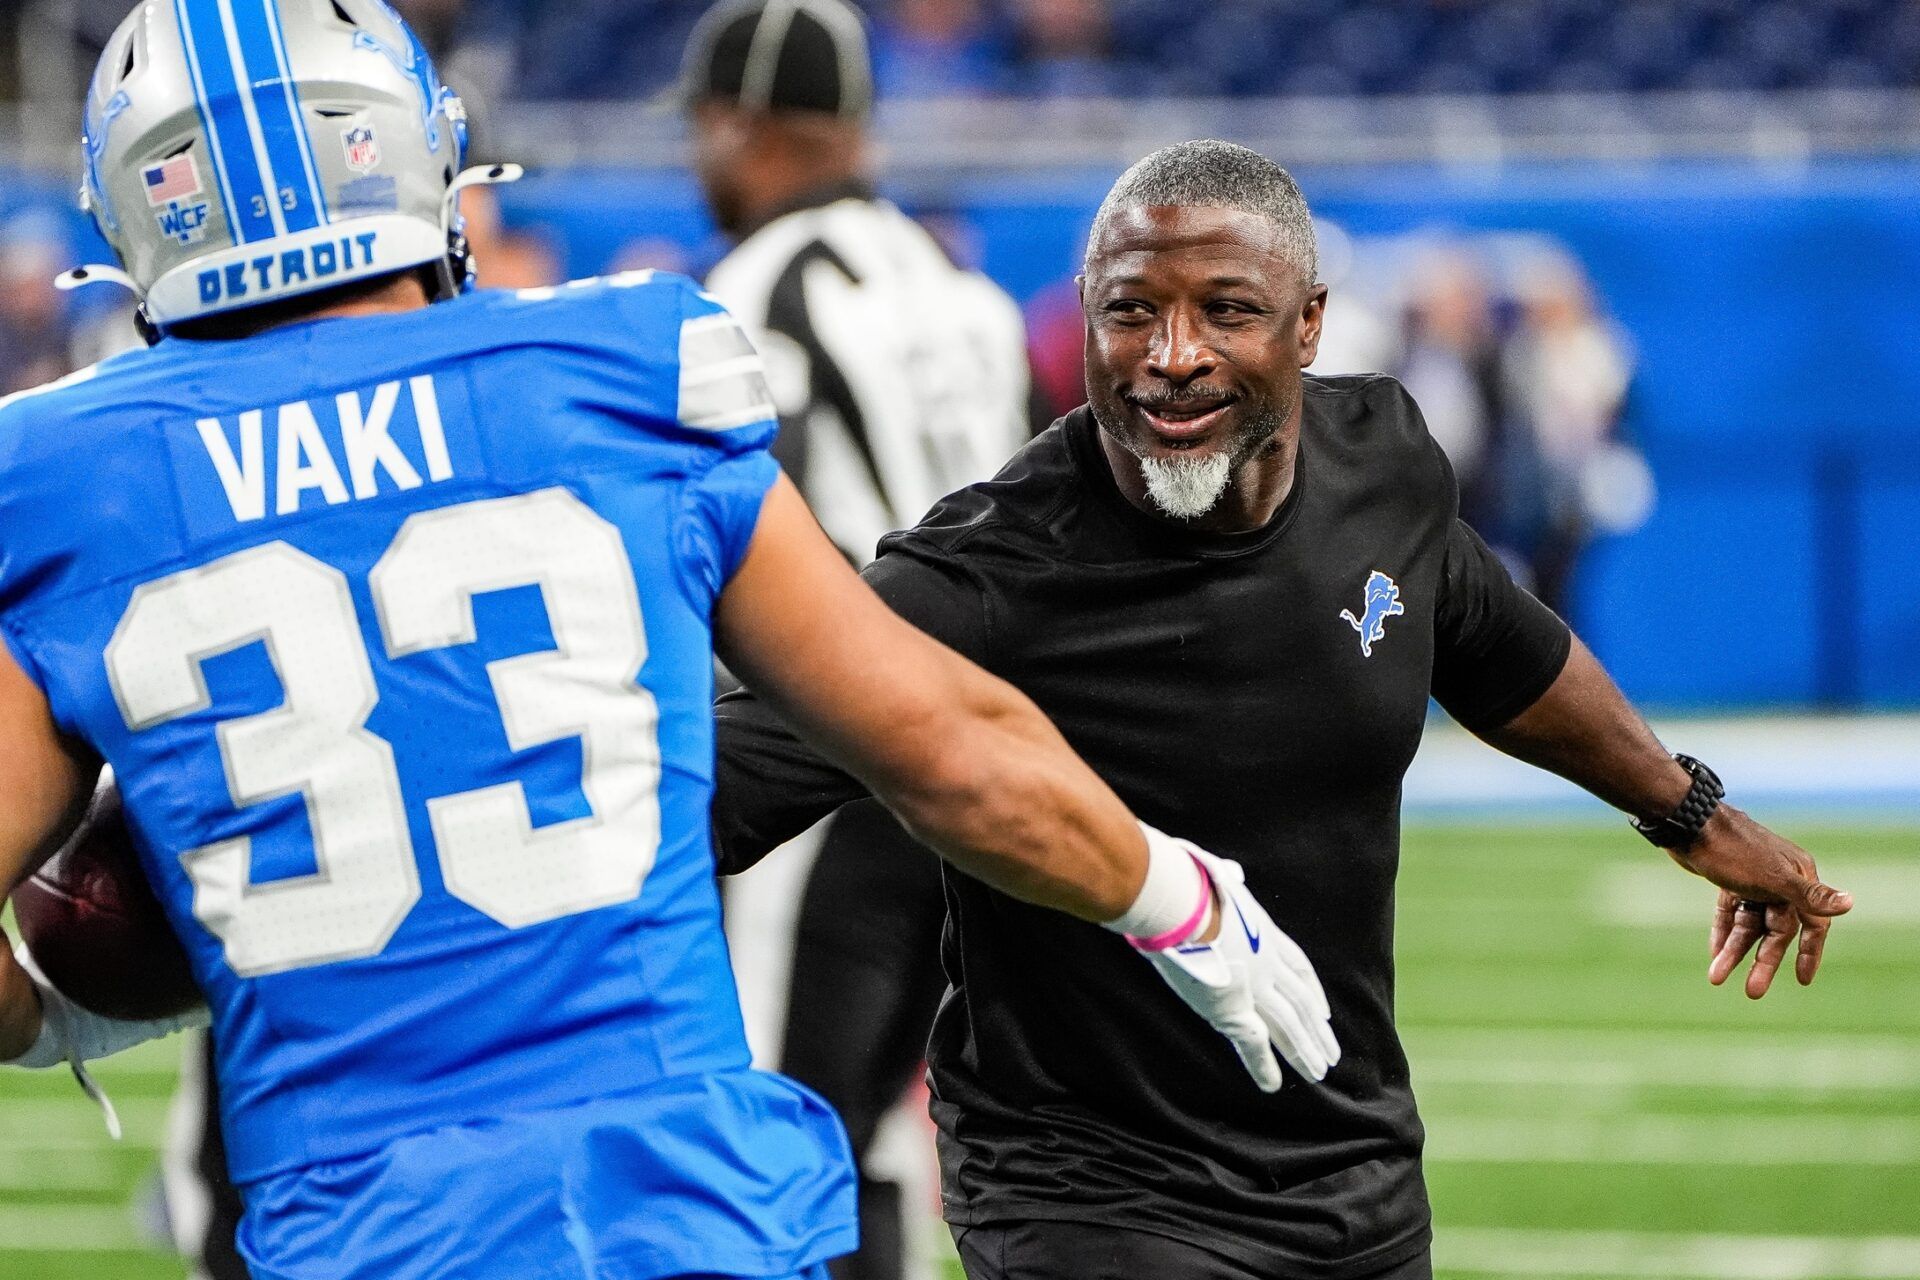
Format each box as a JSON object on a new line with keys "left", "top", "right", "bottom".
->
{"left": 143, "top": 155, "right": 202, "bottom": 206}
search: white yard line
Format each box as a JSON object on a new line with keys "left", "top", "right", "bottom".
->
{"left": 0, "top": 1204, "right": 146, "bottom": 1251}
{"left": 0, "top": 1098, "right": 168, "bottom": 1149}
{"left": 1435, "top": 1228, "right": 1920, "bottom": 1279}
{"left": 1596, "top": 861, "right": 1920, "bottom": 926}
{"left": 0, "top": 1150, "right": 121, "bottom": 1193}
{"left": 1405, "top": 714, "right": 1920, "bottom": 815}
{"left": 1426, "top": 1115, "right": 1920, "bottom": 1165}
{"left": 0, "top": 1135, "right": 160, "bottom": 1155}
{"left": 1404, "top": 1027, "right": 1920, "bottom": 1092}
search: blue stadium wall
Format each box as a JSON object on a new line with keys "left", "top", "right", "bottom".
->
{"left": 9, "top": 157, "right": 1916, "bottom": 710}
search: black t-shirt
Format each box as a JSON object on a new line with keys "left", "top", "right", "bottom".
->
{"left": 713, "top": 376, "right": 1572, "bottom": 1278}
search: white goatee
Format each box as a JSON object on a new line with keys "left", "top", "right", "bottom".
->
{"left": 1139, "top": 451, "right": 1234, "bottom": 520}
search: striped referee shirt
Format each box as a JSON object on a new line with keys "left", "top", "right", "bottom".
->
{"left": 704, "top": 183, "right": 1033, "bottom": 564}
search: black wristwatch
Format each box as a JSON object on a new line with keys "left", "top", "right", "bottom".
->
{"left": 1630, "top": 754, "right": 1725, "bottom": 851}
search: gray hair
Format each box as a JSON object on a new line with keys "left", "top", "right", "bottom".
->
{"left": 1086, "top": 139, "right": 1318, "bottom": 284}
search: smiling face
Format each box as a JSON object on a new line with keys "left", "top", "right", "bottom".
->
{"left": 1081, "top": 204, "right": 1326, "bottom": 520}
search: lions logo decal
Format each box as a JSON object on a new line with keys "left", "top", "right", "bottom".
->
{"left": 1340, "top": 570, "right": 1404, "bottom": 658}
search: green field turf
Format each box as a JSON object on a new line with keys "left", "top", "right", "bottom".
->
{"left": 2, "top": 822, "right": 1914, "bottom": 1280}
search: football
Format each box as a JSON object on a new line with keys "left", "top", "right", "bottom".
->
{"left": 11, "top": 778, "right": 201, "bottom": 1022}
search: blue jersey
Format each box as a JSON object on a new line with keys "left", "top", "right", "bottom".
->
{"left": 0, "top": 274, "right": 853, "bottom": 1274}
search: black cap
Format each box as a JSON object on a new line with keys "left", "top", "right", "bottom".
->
{"left": 682, "top": 0, "right": 874, "bottom": 118}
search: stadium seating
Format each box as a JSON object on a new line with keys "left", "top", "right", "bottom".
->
{"left": 471, "top": 1, "right": 1920, "bottom": 101}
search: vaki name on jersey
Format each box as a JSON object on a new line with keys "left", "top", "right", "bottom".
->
{"left": 191, "top": 375, "right": 455, "bottom": 523}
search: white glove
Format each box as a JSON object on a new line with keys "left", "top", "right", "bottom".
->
{"left": 7, "top": 944, "right": 210, "bottom": 1139}
{"left": 1110, "top": 828, "right": 1340, "bottom": 1092}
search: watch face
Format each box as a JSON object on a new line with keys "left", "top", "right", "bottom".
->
{"left": 1676, "top": 754, "right": 1725, "bottom": 798}
{"left": 1632, "top": 757, "right": 1723, "bottom": 850}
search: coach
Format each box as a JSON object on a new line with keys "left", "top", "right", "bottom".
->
{"left": 711, "top": 140, "right": 1851, "bottom": 1280}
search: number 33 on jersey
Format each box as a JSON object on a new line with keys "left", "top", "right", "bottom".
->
{"left": 107, "top": 487, "right": 662, "bottom": 976}
{"left": 0, "top": 273, "right": 836, "bottom": 1196}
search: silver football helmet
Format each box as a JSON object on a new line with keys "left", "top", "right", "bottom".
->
{"left": 74, "top": 0, "right": 516, "bottom": 328}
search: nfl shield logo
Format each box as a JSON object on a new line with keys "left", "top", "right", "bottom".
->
{"left": 342, "top": 126, "right": 380, "bottom": 173}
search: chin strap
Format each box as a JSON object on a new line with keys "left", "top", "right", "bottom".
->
{"left": 55, "top": 264, "right": 140, "bottom": 295}
{"left": 56, "top": 265, "right": 161, "bottom": 347}
{"left": 438, "top": 163, "right": 527, "bottom": 298}
{"left": 446, "top": 162, "right": 526, "bottom": 210}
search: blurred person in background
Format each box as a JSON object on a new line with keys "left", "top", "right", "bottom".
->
{"left": 1392, "top": 240, "right": 1649, "bottom": 615}
{"left": 682, "top": 3, "right": 1033, "bottom": 1278}
{"left": 457, "top": 181, "right": 563, "bottom": 289}
{"left": 684, "top": 0, "right": 1031, "bottom": 607}
{"left": 1006, "top": 0, "right": 1119, "bottom": 96}
{"left": 870, "top": 0, "right": 1007, "bottom": 98}
{"left": 1500, "top": 248, "right": 1648, "bottom": 613}
{"left": 608, "top": 234, "right": 698, "bottom": 278}
{"left": 1393, "top": 246, "right": 1544, "bottom": 582}
{"left": 0, "top": 214, "right": 76, "bottom": 395}
{"left": 1300, "top": 217, "right": 1399, "bottom": 378}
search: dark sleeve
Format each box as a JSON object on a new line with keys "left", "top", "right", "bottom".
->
{"left": 710, "top": 537, "right": 993, "bottom": 875}
{"left": 1431, "top": 518, "right": 1574, "bottom": 732}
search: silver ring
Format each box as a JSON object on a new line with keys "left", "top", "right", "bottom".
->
{"left": 1737, "top": 898, "right": 1769, "bottom": 916}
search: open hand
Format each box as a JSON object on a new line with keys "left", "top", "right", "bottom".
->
{"left": 1135, "top": 844, "right": 1340, "bottom": 1090}
{"left": 1668, "top": 806, "right": 1853, "bottom": 998}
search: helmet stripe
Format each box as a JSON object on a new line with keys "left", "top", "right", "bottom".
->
{"left": 203, "top": 0, "right": 292, "bottom": 238}
{"left": 258, "top": 0, "right": 330, "bottom": 223}
{"left": 178, "top": 0, "right": 330, "bottom": 241}
{"left": 229, "top": 0, "right": 326, "bottom": 232}
{"left": 173, "top": 0, "right": 253, "bottom": 243}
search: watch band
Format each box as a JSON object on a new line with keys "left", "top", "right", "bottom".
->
{"left": 1630, "top": 754, "right": 1725, "bottom": 851}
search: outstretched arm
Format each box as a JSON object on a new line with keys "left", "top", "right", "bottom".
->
{"left": 711, "top": 544, "right": 989, "bottom": 876}
{"left": 1426, "top": 514, "right": 1850, "bottom": 999}
{"left": 714, "top": 476, "right": 1148, "bottom": 922}
{"left": 1476, "top": 636, "right": 1852, "bottom": 997}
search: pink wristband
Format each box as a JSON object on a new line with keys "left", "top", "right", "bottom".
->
{"left": 1125, "top": 853, "right": 1212, "bottom": 952}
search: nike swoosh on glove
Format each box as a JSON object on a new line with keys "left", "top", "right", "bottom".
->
{"left": 1136, "top": 844, "right": 1341, "bottom": 1092}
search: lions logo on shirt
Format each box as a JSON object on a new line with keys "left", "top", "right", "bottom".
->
{"left": 1340, "top": 570, "right": 1404, "bottom": 658}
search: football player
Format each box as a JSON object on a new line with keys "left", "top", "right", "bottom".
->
{"left": 0, "top": 5, "right": 1334, "bottom": 1279}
